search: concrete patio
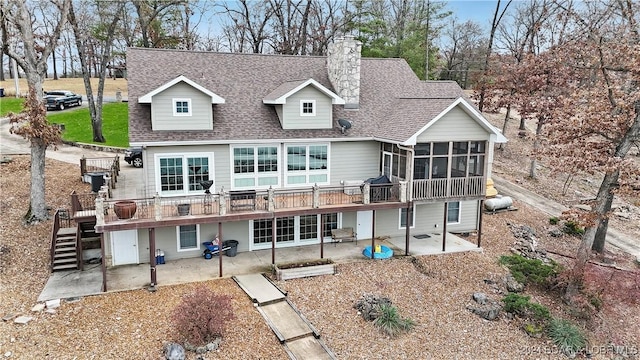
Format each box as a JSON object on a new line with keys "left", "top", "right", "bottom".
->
{"left": 38, "top": 232, "right": 479, "bottom": 301}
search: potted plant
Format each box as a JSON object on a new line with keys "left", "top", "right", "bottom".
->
{"left": 113, "top": 200, "right": 137, "bottom": 219}
{"left": 177, "top": 203, "right": 191, "bottom": 216}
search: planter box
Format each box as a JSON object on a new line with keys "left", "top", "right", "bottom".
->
{"left": 274, "top": 259, "right": 336, "bottom": 281}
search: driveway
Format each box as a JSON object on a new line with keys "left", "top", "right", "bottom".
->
{"left": 492, "top": 176, "right": 639, "bottom": 260}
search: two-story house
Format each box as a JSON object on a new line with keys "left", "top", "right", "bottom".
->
{"left": 92, "top": 36, "right": 506, "bottom": 287}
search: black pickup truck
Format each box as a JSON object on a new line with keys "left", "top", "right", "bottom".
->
{"left": 44, "top": 90, "right": 83, "bottom": 110}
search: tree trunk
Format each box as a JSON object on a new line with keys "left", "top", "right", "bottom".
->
{"left": 52, "top": 49, "right": 58, "bottom": 80}
{"left": 592, "top": 190, "right": 614, "bottom": 253}
{"left": 566, "top": 103, "right": 640, "bottom": 299}
{"left": 529, "top": 117, "right": 544, "bottom": 179}
{"left": 28, "top": 138, "right": 49, "bottom": 222}
{"left": 0, "top": 51, "right": 4, "bottom": 81}
{"left": 498, "top": 104, "right": 512, "bottom": 150}
{"left": 519, "top": 117, "right": 526, "bottom": 130}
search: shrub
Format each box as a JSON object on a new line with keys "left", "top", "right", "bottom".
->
{"left": 172, "top": 285, "right": 236, "bottom": 345}
{"left": 549, "top": 217, "right": 560, "bottom": 225}
{"left": 502, "top": 293, "right": 551, "bottom": 323}
{"left": 499, "top": 255, "right": 559, "bottom": 286}
{"left": 563, "top": 221, "right": 585, "bottom": 236}
{"left": 548, "top": 318, "right": 586, "bottom": 357}
{"left": 373, "top": 303, "right": 416, "bottom": 337}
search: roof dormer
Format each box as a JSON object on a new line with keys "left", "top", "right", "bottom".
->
{"left": 263, "top": 78, "right": 344, "bottom": 130}
{"left": 139, "top": 75, "right": 225, "bottom": 131}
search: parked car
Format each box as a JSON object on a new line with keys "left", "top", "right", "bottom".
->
{"left": 124, "top": 147, "right": 143, "bottom": 168}
{"left": 44, "top": 90, "right": 83, "bottom": 110}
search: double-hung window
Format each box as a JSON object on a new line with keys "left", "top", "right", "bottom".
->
{"left": 285, "top": 144, "right": 329, "bottom": 186}
{"left": 447, "top": 201, "right": 461, "bottom": 224}
{"left": 173, "top": 98, "right": 192, "bottom": 116}
{"left": 177, "top": 224, "right": 200, "bottom": 252}
{"left": 157, "top": 153, "right": 213, "bottom": 196}
{"left": 399, "top": 204, "right": 416, "bottom": 229}
{"left": 232, "top": 146, "right": 279, "bottom": 188}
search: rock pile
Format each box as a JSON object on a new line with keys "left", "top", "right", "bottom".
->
{"left": 467, "top": 292, "right": 502, "bottom": 321}
{"left": 353, "top": 294, "right": 392, "bottom": 321}
{"left": 507, "top": 223, "right": 550, "bottom": 263}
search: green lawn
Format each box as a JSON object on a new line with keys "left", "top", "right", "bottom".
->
{"left": 0, "top": 97, "right": 25, "bottom": 116}
{"left": 48, "top": 102, "right": 129, "bottom": 148}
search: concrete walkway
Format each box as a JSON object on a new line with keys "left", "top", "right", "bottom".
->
{"left": 492, "top": 176, "right": 639, "bottom": 259}
{"left": 234, "top": 274, "right": 336, "bottom": 360}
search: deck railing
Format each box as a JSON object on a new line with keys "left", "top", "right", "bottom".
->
{"left": 80, "top": 156, "right": 120, "bottom": 190}
{"left": 95, "top": 182, "right": 401, "bottom": 226}
{"left": 412, "top": 176, "right": 485, "bottom": 200}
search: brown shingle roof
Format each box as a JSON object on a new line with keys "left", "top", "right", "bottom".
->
{"left": 127, "top": 48, "right": 466, "bottom": 145}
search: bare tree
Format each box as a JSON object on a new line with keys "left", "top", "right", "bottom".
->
{"left": 438, "top": 18, "right": 485, "bottom": 87}
{"left": 477, "top": 0, "right": 512, "bottom": 111}
{"left": 1, "top": 0, "right": 71, "bottom": 223}
{"left": 217, "top": 0, "right": 275, "bottom": 53}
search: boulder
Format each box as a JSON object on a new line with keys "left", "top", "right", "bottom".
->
{"left": 472, "top": 292, "right": 488, "bottom": 305}
{"left": 504, "top": 274, "right": 525, "bottom": 293}
{"left": 164, "top": 343, "right": 186, "bottom": 360}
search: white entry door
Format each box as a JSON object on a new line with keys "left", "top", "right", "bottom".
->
{"left": 356, "top": 210, "right": 373, "bottom": 240}
{"left": 111, "top": 230, "right": 139, "bottom": 265}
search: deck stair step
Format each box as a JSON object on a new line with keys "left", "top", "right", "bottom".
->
{"left": 52, "top": 226, "right": 80, "bottom": 272}
{"left": 53, "top": 257, "right": 77, "bottom": 264}
{"left": 52, "top": 263, "right": 78, "bottom": 271}
{"left": 57, "top": 227, "right": 77, "bottom": 237}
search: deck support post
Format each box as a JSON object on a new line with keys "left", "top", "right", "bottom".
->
{"left": 148, "top": 228, "right": 157, "bottom": 291}
{"left": 442, "top": 202, "right": 448, "bottom": 252}
{"left": 271, "top": 217, "right": 276, "bottom": 265}
{"left": 405, "top": 203, "right": 411, "bottom": 256}
{"left": 218, "top": 223, "right": 223, "bottom": 277}
{"left": 100, "top": 233, "right": 107, "bottom": 292}
{"left": 320, "top": 215, "right": 324, "bottom": 259}
{"left": 370, "top": 210, "right": 376, "bottom": 259}
{"left": 478, "top": 200, "right": 484, "bottom": 248}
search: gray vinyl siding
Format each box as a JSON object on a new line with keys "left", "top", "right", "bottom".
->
{"left": 329, "top": 141, "right": 380, "bottom": 186}
{"left": 275, "top": 105, "right": 284, "bottom": 127}
{"left": 151, "top": 82, "right": 213, "bottom": 131}
{"left": 417, "top": 106, "right": 489, "bottom": 142}
{"left": 145, "top": 144, "right": 230, "bottom": 195}
{"left": 281, "top": 86, "right": 332, "bottom": 129}
{"left": 374, "top": 200, "right": 479, "bottom": 237}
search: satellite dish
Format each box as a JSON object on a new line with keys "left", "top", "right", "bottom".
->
{"left": 338, "top": 119, "right": 352, "bottom": 134}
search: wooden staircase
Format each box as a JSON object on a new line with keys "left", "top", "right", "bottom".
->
{"left": 52, "top": 226, "right": 81, "bottom": 271}
{"left": 50, "top": 209, "right": 88, "bottom": 272}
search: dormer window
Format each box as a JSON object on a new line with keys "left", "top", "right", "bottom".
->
{"left": 173, "top": 98, "right": 192, "bottom": 116}
{"left": 300, "top": 100, "right": 316, "bottom": 116}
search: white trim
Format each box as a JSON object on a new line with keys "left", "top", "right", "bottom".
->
{"left": 404, "top": 97, "right": 508, "bottom": 145}
{"left": 284, "top": 143, "right": 330, "bottom": 187}
{"left": 139, "top": 75, "right": 225, "bottom": 104}
{"left": 263, "top": 78, "right": 345, "bottom": 105}
{"left": 130, "top": 137, "right": 372, "bottom": 147}
{"left": 154, "top": 152, "right": 215, "bottom": 196}
{"left": 230, "top": 144, "right": 281, "bottom": 190}
{"left": 176, "top": 224, "right": 201, "bottom": 252}
{"left": 249, "top": 213, "right": 343, "bottom": 251}
{"left": 172, "top": 98, "right": 192, "bottom": 116}
{"left": 399, "top": 204, "right": 416, "bottom": 229}
{"left": 300, "top": 100, "right": 316, "bottom": 116}
{"left": 447, "top": 201, "right": 461, "bottom": 224}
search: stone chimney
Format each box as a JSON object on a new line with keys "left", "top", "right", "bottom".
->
{"left": 327, "top": 35, "right": 362, "bottom": 109}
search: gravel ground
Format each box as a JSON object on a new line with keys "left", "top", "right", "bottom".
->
{"left": 1, "top": 155, "right": 638, "bottom": 359}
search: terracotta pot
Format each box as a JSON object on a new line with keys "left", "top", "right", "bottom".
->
{"left": 114, "top": 201, "right": 137, "bottom": 219}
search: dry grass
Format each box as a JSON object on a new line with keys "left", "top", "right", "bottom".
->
{"left": 0, "top": 77, "right": 128, "bottom": 98}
